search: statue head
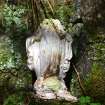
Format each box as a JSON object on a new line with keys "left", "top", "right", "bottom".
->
{"left": 40, "top": 19, "right": 66, "bottom": 38}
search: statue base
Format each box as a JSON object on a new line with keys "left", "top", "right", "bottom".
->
{"left": 33, "top": 76, "right": 78, "bottom": 102}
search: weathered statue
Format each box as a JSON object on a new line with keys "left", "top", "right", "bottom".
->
{"left": 26, "top": 19, "right": 77, "bottom": 102}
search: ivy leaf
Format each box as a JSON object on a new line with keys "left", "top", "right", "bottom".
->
{"left": 79, "top": 96, "right": 91, "bottom": 104}
{"left": 90, "top": 103, "right": 101, "bottom": 105}
{"left": 85, "top": 96, "right": 91, "bottom": 103}
{"left": 79, "top": 96, "right": 86, "bottom": 104}
{"left": 13, "top": 17, "right": 21, "bottom": 25}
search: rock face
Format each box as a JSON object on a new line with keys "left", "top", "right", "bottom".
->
{"left": 76, "top": 0, "right": 105, "bottom": 27}
{"left": 26, "top": 19, "right": 77, "bottom": 102}
{"left": 83, "top": 33, "right": 105, "bottom": 103}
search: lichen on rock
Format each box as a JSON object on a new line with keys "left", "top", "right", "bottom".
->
{"left": 43, "top": 76, "right": 62, "bottom": 92}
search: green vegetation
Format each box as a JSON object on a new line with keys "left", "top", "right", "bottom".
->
{"left": 79, "top": 96, "right": 101, "bottom": 105}
{"left": 3, "top": 94, "right": 24, "bottom": 105}
{"left": 0, "top": 3, "right": 29, "bottom": 71}
{"left": 54, "top": 4, "right": 75, "bottom": 28}
{"left": 0, "top": 4, "right": 28, "bottom": 33}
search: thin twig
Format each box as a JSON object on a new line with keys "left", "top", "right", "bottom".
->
{"left": 73, "top": 64, "right": 86, "bottom": 95}
{"left": 47, "top": 0, "right": 54, "bottom": 14}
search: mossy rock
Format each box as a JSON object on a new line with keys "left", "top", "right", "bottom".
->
{"left": 84, "top": 63, "right": 105, "bottom": 104}
{"left": 73, "top": 31, "right": 105, "bottom": 104}
{"left": 83, "top": 32, "right": 105, "bottom": 103}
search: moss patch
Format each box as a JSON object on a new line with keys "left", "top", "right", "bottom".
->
{"left": 43, "top": 76, "right": 61, "bottom": 92}
{"left": 84, "top": 63, "right": 105, "bottom": 103}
